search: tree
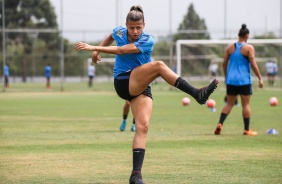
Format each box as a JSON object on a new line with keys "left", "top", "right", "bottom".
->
{"left": 0, "top": 0, "right": 59, "bottom": 82}
{"left": 173, "top": 3, "right": 210, "bottom": 41}
{"left": 1, "top": 0, "right": 58, "bottom": 46}
{"left": 172, "top": 4, "right": 213, "bottom": 76}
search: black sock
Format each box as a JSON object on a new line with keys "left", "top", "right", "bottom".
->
{"left": 123, "top": 114, "right": 128, "bottom": 120}
{"left": 133, "top": 118, "right": 135, "bottom": 124}
{"left": 174, "top": 77, "right": 197, "bottom": 98}
{"left": 244, "top": 118, "right": 250, "bottom": 131}
{"left": 219, "top": 113, "right": 228, "bottom": 125}
{"left": 132, "top": 148, "right": 145, "bottom": 172}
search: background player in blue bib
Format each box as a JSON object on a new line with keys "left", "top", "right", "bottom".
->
{"left": 45, "top": 64, "right": 52, "bottom": 89}
{"left": 214, "top": 24, "right": 263, "bottom": 136}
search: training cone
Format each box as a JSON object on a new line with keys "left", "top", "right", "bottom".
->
{"left": 266, "top": 129, "right": 279, "bottom": 135}
{"left": 210, "top": 107, "right": 216, "bottom": 112}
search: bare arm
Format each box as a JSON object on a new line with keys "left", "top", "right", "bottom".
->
{"left": 76, "top": 42, "right": 140, "bottom": 54}
{"left": 92, "top": 34, "right": 115, "bottom": 63}
{"left": 222, "top": 47, "right": 230, "bottom": 79}
{"left": 223, "top": 44, "right": 232, "bottom": 80}
{"left": 75, "top": 34, "right": 116, "bottom": 64}
{"left": 90, "top": 43, "right": 140, "bottom": 54}
{"left": 248, "top": 45, "right": 263, "bottom": 88}
{"left": 75, "top": 34, "right": 140, "bottom": 63}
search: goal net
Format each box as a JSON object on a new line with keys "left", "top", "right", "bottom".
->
{"left": 175, "top": 39, "right": 282, "bottom": 84}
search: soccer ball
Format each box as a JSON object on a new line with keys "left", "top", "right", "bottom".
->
{"left": 182, "top": 97, "right": 190, "bottom": 106}
{"left": 206, "top": 99, "right": 216, "bottom": 108}
{"left": 269, "top": 97, "right": 278, "bottom": 106}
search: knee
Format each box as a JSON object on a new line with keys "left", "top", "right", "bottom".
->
{"left": 137, "top": 120, "right": 149, "bottom": 134}
{"left": 155, "top": 60, "right": 166, "bottom": 67}
{"left": 242, "top": 104, "right": 250, "bottom": 111}
{"left": 153, "top": 61, "right": 167, "bottom": 74}
{"left": 125, "top": 100, "right": 131, "bottom": 106}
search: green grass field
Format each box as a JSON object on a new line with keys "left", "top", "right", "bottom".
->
{"left": 1, "top": 81, "right": 282, "bottom": 184}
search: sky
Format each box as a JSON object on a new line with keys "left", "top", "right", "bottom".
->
{"left": 49, "top": 0, "right": 281, "bottom": 42}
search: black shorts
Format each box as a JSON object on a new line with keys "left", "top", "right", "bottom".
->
{"left": 114, "top": 71, "right": 153, "bottom": 101}
{"left": 267, "top": 73, "right": 276, "bottom": 77}
{"left": 226, "top": 84, "right": 252, "bottom": 96}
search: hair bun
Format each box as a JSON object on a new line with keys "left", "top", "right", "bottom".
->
{"left": 130, "top": 5, "right": 143, "bottom": 13}
{"left": 241, "top": 24, "right": 247, "bottom": 29}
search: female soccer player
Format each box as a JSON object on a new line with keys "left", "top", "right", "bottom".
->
{"left": 214, "top": 24, "right": 263, "bottom": 136}
{"left": 75, "top": 5, "right": 218, "bottom": 184}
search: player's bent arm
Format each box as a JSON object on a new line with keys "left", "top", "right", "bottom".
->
{"left": 93, "top": 34, "right": 114, "bottom": 55}
{"left": 92, "top": 43, "right": 140, "bottom": 55}
{"left": 75, "top": 34, "right": 114, "bottom": 52}
{"left": 92, "top": 34, "right": 114, "bottom": 63}
{"left": 101, "top": 34, "right": 115, "bottom": 46}
{"left": 75, "top": 42, "right": 95, "bottom": 51}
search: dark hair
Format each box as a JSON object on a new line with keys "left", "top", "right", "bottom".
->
{"left": 126, "top": 5, "right": 144, "bottom": 23}
{"left": 238, "top": 24, "right": 249, "bottom": 37}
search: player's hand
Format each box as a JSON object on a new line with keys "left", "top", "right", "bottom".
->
{"left": 75, "top": 42, "right": 95, "bottom": 51}
{"left": 258, "top": 78, "right": 264, "bottom": 88}
{"left": 91, "top": 52, "right": 102, "bottom": 64}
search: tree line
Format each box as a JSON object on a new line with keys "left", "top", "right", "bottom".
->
{"left": 0, "top": 1, "right": 280, "bottom": 81}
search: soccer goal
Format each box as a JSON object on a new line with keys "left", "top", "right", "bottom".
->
{"left": 85, "top": 58, "right": 116, "bottom": 81}
{"left": 176, "top": 39, "right": 282, "bottom": 78}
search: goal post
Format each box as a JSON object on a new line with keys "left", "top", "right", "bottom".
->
{"left": 176, "top": 39, "right": 282, "bottom": 77}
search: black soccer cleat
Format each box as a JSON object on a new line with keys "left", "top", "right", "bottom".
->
{"left": 195, "top": 79, "right": 218, "bottom": 105}
{"left": 129, "top": 171, "right": 145, "bottom": 184}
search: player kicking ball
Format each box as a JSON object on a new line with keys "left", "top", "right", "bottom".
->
{"left": 75, "top": 5, "right": 218, "bottom": 184}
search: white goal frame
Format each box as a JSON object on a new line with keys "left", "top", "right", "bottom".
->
{"left": 176, "top": 39, "right": 282, "bottom": 76}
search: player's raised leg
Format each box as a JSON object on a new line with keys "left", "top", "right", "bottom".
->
{"left": 130, "top": 61, "right": 218, "bottom": 105}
